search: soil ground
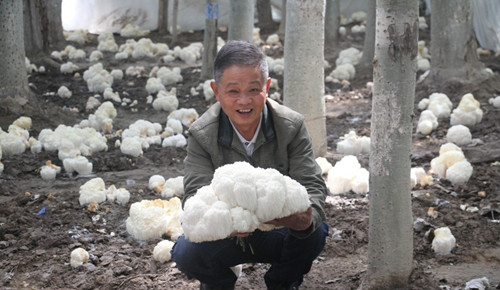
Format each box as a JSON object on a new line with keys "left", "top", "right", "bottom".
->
{"left": 1, "top": 20, "right": 500, "bottom": 290}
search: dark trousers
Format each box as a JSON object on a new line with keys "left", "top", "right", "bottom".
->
{"left": 171, "top": 222, "right": 329, "bottom": 288}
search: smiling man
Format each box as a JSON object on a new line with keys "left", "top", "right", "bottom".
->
{"left": 212, "top": 64, "right": 269, "bottom": 141}
{"left": 171, "top": 40, "right": 329, "bottom": 290}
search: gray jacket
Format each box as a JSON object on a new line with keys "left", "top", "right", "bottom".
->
{"left": 183, "top": 99, "right": 327, "bottom": 238}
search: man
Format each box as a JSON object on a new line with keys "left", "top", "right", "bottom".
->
{"left": 171, "top": 40, "right": 329, "bottom": 290}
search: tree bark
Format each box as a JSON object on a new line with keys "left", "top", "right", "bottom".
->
{"left": 170, "top": 0, "right": 179, "bottom": 46}
{"left": 42, "top": 0, "right": 63, "bottom": 51}
{"left": 283, "top": 0, "right": 326, "bottom": 157}
{"left": 1, "top": 0, "right": 29, "bottom": 98}
{"left": 359, "top": 0, "right": 376, "bottom": 68}
{"left": 257, "top": 0, "right": 275, "bottom": 31}
{"left": 277, "top": 0, "right": 286, "bottom": 38}
{"left": 23, "top": 0, "right": 43, "bottom": 56}
{"left": 23, "top": 0, "right": 64, "bottom": 57}
{"left": 228, "top": 0, "right": 255, "bottom": 42}
{"left": 324, "top": 0, "right": 340, "bottom": 47}
{"left": 201, "top": 0, "right": 218, "bottom": 80}
{"left": 158, "top": 0, "right": 169, "bottom": 34}
{"left": 430, "top": 0, "right": 483, "bottom": 84}
{"left": 363, "top": 0, "right": 418, "bottom": 288}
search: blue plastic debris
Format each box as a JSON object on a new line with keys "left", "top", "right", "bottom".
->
{"left": 37, "top": 207, "right": 46, "bottom": 216}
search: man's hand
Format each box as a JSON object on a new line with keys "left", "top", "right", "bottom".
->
{"left": 264, "top": 207, "right": 313, "bottom": 231}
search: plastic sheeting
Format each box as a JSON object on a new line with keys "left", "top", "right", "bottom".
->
{"left": 472, "top": 0, "right": 500, "bottom": 54}
{"left": 62, "top": 0, "right": 162, "bottom": 34}
{"left": 62, "top": 0, "right": 500, "bottom": 54}
{"left": 422, "top": 0, "right": 500, "bottom": 54}
{"left": 62, "top": 0, "right": 369, "bottom": 34}
{"left": 61, "top": 0, "right": 233, "bottom": 34}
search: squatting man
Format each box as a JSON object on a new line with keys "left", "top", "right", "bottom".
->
{"left": 171, "top": 40, "right": 329, "bottom": 290}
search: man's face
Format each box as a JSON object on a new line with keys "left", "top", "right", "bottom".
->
{"left": 211, "top": 65, "right": 271, "bottom": 137}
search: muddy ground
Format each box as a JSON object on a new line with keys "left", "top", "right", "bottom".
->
{"left": 1, "top": 21, "right": 500, "bottom": 290}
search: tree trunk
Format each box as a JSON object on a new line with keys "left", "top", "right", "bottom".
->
{"left": 257, "top": 0, "right": 275, "bottom": 31}
{"left": 283, "top": 0, "right": 326, "bottom": 157}
{"left": 429, "top": 0, "right": 483, "bottom": 84}
{"left": 23, "top": 0, "right": 64, "bottom": 57}
{"left": 228, "top": 0, "right": 255, "bottom": 42}
{"left": 201, "top": 0, "right": 218, "bottom": 80}
{"left": 42, "top": 0, "right": 63, "bottom": 51}
{"left": 1, "top": 0, "right": 29, "bottom": 98}
{"left": 359, "top": 0, "right": 376, "bottom": 68}
{"left": 23, "top": 0, "right": 43, "bottom": 56}
{"left": 1, "top": 0, "right": 74, "bottom": 127}
{"left": 170, "top": 0, "right": 179, "bottom": 46}
{"left": 324, "top": 0, "right": 340, "bottom": 46}
{"left": 158, "top": 0, "right": 169, "bottom": 34}
{"left": 363, "top": 0, "right": 418, "bottom": 289}
{"left": 277, "top": 0, "right": 286, "bottom": 38}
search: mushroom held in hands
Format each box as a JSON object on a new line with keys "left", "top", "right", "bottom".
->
{"left": 181, "top": 162, "right": 311, "bottom": 243}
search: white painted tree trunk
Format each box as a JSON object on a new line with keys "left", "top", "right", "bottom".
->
{"left": 24, "top": 0, "right": 64, "bottom": 55}
{"left": 359, "top": 0, "right": 375, "bottom": 67}
{"left": 430, "top": 0, "right": 483, "bottom": 83}
{"left": 283, "top": 0, "right": 326, "bottom": 157}
{"left": 23, "top": 0, "right": 43, "bottom": 55}
{"left": 364, "top": 0, "right": 418, "bottom": 288}
{"left": 201, "top": 0, "right": 218, "bottom": 80}
{"left": 43, "top": 0, "right": 64, "bottom": 51}
{"left": 277, "top": 0, "right": 286, "bottom": 38}
{"left": 0, "top": 0, "right": 28, "bottom": 97}
{"left": 170, "top": 0, "right": 179, "bottom": 45}
{"left": 228, "top": 0, "right": 255, "bottom": 42}
{"left": 158, "top": 0, "right": 169, "bottom": 34}
{"left": 324, "top": 0, "right": 340, "bottom": 46}
{"left": 257, "top": 0, "right": 274, "bottom": 30}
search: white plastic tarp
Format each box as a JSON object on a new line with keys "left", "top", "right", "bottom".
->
{"left": 472, "top": 0, "right": 500, "bottom": 54}
{"left": 62, "top": 0, "right": 370, "bottom": 34}
{"left": 62, "top": 0, "right": 233, "bottom": 34}
{"left": 62, "top": 0, "right": 162, "bottom": 33}
{"left": 61, "top": 0, "right": 500, "bottom": 54}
